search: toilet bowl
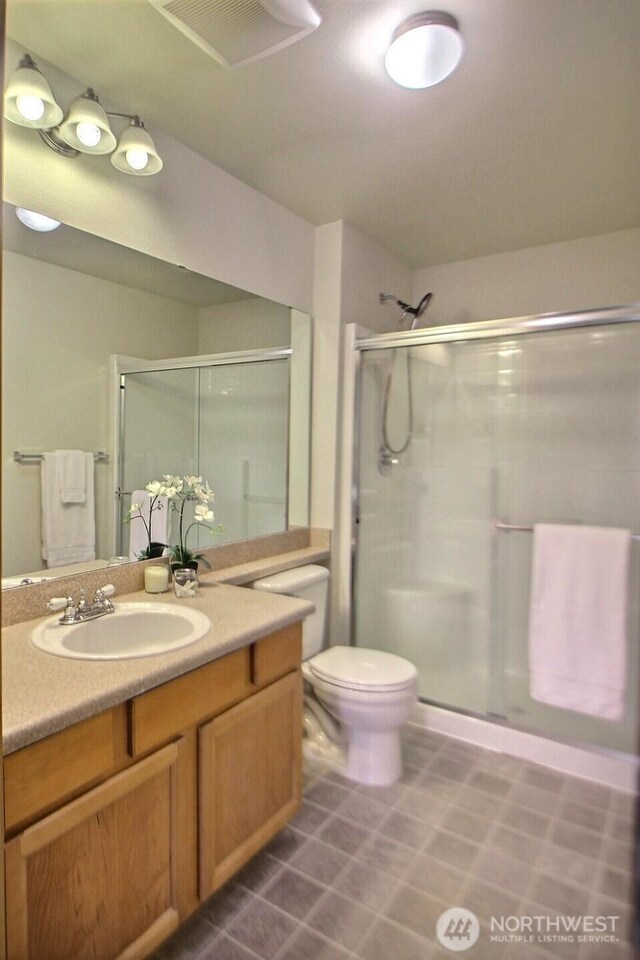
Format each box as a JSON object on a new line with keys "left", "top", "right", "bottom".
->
{"left": 303, "top": 647, "right": 417, "bottom": 784}
{"left": 251, "top": 565, "right": 418, "bottom": 786}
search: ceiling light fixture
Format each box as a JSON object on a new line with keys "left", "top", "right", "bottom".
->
{"left": 4, "top": 54, "right": 163, "bottom": 176}
{"left": 385, "top": 11, "right": 463, "bottom": 89}
{"left": 15, "top": 208, "right": 62, "bottom": 232}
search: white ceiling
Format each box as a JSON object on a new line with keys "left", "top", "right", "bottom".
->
{"left": 6, "top": 0, "right": 640, "bottom": 268}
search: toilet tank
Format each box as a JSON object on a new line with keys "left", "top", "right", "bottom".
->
{"left": 251, "top": 564, "right": 329, "bottom": 659}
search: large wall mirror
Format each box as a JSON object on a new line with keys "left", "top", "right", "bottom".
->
{"left": 2, "top": 205, "right": 311, "bottom": 586}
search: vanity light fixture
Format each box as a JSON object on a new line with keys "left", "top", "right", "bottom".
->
{"left": 3, "top": 53, "right": 63, "bottom": 128}
{"left": 57, "top": 89, "right": 117, "bottom": 155}
{"left": 385, "top": 11, "right": 463, "bottom": 89}
{"left": 111, "top": 117, "right": 163, "bottom": 175}
{"left": 15, "top": 208, "right": 62, "bottom": 232}
{"left": 4, "top": 54, "right": 163, "bottom": 176}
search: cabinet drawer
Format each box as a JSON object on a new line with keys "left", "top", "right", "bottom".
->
{"left": 250, "top": 623, "right": 302, "bottom": 689}
{"left": 4, "top": 706, "right": 127, "bottom": 833}
{"left": 130, "top": 648, "right": 250, "bottom": 756}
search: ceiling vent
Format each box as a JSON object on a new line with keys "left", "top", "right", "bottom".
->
{"left": 147, "top": 0, "right": 322, "bottom": 67}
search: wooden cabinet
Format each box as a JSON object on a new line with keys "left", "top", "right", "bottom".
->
{"left": 5, "top": 742, "right": 182, "bottom": 960}
{"left": 4, "top": 707, "right": 129, "bottom": 835}
{"left": 4, "top": 624, "right": 303, "bottom": 960}
{"left": 199, "top": 670, "right": 302, "bottom": 897}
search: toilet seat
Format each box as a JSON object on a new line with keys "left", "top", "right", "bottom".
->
{"left": 308, "top": 646, "right": 417, "bottom": 693}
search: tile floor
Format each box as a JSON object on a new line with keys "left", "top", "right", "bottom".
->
{"left": 151, "top": 726, "right": 637, "bottom": 960}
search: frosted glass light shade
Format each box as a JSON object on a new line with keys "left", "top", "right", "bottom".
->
{"left": 111, "top": 121, "right": 163, "bottom": 176}
{"left": 385, "top": 11, "right": 463, "bottom": 89}
{"left": 59, "top": 92, "right": 117, "bottom": 154}
{"left": 4, "top": 56, "right": 63, "bottom": 128}
{"left": 16, "top": 208, "right": 61, "bottom": 232}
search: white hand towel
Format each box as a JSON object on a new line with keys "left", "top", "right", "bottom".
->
{"left": 528, "top": 524, "right": 630, "bottom": 720}
{"left": 55, "top": 449, "right": 90, "bottom": 504}
{"left": 41, "top": 454, "right": 96, "bottom": 567}
{"left": 128, "top": 490, "right": 169, "bottom": 560}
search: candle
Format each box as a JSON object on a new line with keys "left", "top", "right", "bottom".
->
{"left": 144, "top": 564, "right": 169, "bottom": 594}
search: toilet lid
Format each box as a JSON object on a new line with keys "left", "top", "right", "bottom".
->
{"left": 309, "top": 646, "right": 417, "bottom": 692}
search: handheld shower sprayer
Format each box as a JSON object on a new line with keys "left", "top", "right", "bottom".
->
{"left": 378, "top": 291, "right": 434, "bottom": 469}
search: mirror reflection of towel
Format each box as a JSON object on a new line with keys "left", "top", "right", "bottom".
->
{"left": 56, "top": 449, "right": 89, "bottom": 503}
{"left": 41, "top": 452, "right": 95, "bottom": 567}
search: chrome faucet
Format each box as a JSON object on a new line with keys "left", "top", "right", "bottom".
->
{"left": 47, "top": 584, "right": 116, "bottom": 624}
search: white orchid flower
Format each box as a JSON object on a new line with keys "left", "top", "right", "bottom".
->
{"left": 163, "top": 474, "right": 183, "bottom": 491}
{"left": 128, "top": 503, "right": 141, "bottom": 515}
{"left": 146, "top": 480, "right": 163, "bottom": 496}
{"left": 195, "top": 482, "right": 214, "bottom": 503}
{"left": 184, "top": 475, "right": 202, "bottom": 487}
{"left": 194, "top": 504, "right": 214, "bottom": 522}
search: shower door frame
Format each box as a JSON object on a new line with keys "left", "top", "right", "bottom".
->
{"left": 347, "top": 301, "right": 640, "bottom": 748}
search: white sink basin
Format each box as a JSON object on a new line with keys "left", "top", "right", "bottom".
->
{"left": 31, "top": 602, "right": 211, "bottom": 660}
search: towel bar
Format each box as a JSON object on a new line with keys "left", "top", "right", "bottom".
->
{"left": 14, "top": 450, "right": 109, "bottom": 463}
{"left": 493, "top": 520, "right": 640, "bottom": 542}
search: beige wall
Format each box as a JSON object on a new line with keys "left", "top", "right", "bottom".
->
{"left": 310, "top": 220, "right": 411, "bottom": 532}
{"left": 412, "top": 228, "right": 640, "bottom": 325}
{"left": 2, "top": 251, "right": 199, "bottom": 576}
{"left": 341, "top": 221, "right": 413, "bottom": 333}
{"left": 4, "top": 39, "right": 315, "bottom": 313}
{"left": 198, "top": 298, "right": 291, "bottom": 354}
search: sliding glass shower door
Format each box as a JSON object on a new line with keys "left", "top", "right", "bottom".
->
{"left": 353, "top": 318, "right": 640, "bottom": 753}
{"left": 118, "top": 357, "right": 289, "bottom": 553}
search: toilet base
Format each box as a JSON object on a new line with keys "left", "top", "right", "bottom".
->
{"left": 344, "top": 727, "right": 402, "bottom": 785}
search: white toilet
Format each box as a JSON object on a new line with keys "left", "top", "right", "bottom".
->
{"left": 251, "top": 564, "right": 418, "bottom": 786}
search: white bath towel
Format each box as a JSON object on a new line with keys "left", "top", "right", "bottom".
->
{"left": 528, "top": 524, "right": 630, "bottom": 720}
{"left": 128, "top": 490, "right": 169, "bottom": 560}
{"left": 41, "top": 453, "right": 96, "bottom": 567}
{"left": 55, "top": 449, "right": 90, "bottom": 504}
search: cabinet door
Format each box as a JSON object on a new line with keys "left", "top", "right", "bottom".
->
{"left": 5, "top": 741, "right": 183, "bottom": 960}
{"left": 199, "top": 671, "right": 302, "bottom": 898}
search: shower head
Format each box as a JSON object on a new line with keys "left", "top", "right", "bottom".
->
{"left": 379, "top": 291, "right": 433, "bottom": 329}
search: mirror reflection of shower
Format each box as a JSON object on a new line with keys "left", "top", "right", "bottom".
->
{"left": 378, "top": 292, "right": 433, "bottom": 472}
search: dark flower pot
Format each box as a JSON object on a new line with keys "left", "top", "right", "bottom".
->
{"left": 138, "top": 541, "right": 167, "bottom": 560}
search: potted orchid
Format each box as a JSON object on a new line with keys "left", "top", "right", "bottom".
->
{"left": 125, "top": 485, "right": 168, "bottom": 560}
{"left": 126, "top": 474, "right": 220, "bottom": 568}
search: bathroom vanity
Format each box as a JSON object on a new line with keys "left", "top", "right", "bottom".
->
{"left": 2, "top": 582, "right": 313, "bottom": 960}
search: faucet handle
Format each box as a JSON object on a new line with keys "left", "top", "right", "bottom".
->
{"left": 94, "top": 584, "right": 116, "bottom": 609}
{"left": 47, "top": 597, "right": 71, "bottom": 612}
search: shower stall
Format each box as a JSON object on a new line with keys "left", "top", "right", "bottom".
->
{"left": 113, "top": 347, "right": 296, "bottom": 557}
{"left": 350, "top": 304, "right": 640, "bottom": 759}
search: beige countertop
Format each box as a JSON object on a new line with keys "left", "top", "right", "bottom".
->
{"left": 2, "top": 578, "right": 313, "bottom": 756}
{"left": 211, "top": 544, "right": 329, "bottom": 584}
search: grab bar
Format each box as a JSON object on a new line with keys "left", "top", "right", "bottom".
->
{"left": 493, "top": 520, "right": 640, "bottom": 542}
